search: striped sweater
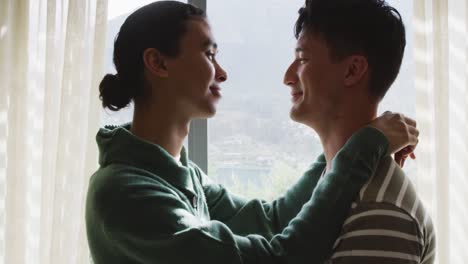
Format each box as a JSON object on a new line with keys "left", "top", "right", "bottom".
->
{"left": 325, "top": 156, "right": 436, "bottom": 264}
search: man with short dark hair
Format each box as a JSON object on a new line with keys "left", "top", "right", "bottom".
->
{"left": 284, "top": 0, "right": 435, "bottom": 263}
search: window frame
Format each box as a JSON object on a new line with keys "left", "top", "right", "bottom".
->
{"left": 187, "top": 0, "right": 208, "bottom": 173}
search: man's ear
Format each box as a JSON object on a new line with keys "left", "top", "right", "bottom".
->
{"left": 344, "top": 55, "right": 368, "bottom": 86}
{"left": 143, "top": 48, "right": 169, "bottom": 78}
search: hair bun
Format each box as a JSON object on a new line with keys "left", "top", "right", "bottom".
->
{"left": 99, "top": 74, "right": 132, "bottom": 111}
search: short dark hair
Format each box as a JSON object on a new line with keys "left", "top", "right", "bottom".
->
{"left": 295, "top": 0, "right": 406, "bottom": 99}
{"left": 99, "top": 1, "right": 205, "bottom": 111}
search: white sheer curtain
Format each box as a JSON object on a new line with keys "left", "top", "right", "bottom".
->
{"left": 0, "top": 0, "right": 107, "bottom": 263}
{"left": 414, "top": 0, "right": 468, "bottom": 263}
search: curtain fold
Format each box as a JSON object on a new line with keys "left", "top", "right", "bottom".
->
{"left": 0, "top": 0, "right": 108, "bottom": 263}
{"left": 414, "top": 0, "right": 468, "bottom": 263}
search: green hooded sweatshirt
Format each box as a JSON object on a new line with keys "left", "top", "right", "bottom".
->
{"left": 86, "top": 125, "right": 388, "bottom": 264}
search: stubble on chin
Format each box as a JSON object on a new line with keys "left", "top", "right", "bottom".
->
{"left": 289, "top": 105, "right": 304, "bottom": 123}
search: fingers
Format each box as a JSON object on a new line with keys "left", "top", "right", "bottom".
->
{"left": 399, "top": 146, "right": 413, "bottom": 155}
{"left": 407, "top": 125, "right": 419, "bottom": 146}
{"left": 381, "top": 111, "right": 416, "bottom": 128}
{"left": 394, "top": 151, "right": 407, "bottom": 167}
{"left": 374, "top": 111, "right": 420, "bottom": 155}
{"left": 404, "top": 116, "right": 417, "bottom": 128}
{"left": 401, "top": 113, "right": 418, "bottom": 142}
{"left": 395, "top": 145, "right": 417, "bottom": 168}
{"left": 407, "top": 124, "right": 419, "bottom": 137}
{"left": 403, "top": 145, "right": 417, "bottom": 160}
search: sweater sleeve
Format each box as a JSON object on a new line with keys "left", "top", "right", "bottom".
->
{"left": 201, "top": 126, "right": 389, "bottom": 239}
{"left": 99, "top": 126, "right": 387, "bottom": 264}
{"left": 200, "top": 155, "right": 326, "bottom": 239}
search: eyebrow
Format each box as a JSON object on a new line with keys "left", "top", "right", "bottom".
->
{"left": 203, "top": 39, "right": 218, "bottom": 50}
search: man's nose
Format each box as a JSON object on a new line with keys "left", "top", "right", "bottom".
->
{"left": 283, "top": 62, "right": 298, "bottom": 86}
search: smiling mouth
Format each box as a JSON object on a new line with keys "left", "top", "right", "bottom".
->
{"left": 291, "top": 91, "right": 303, "bottom": 102}
{"left": 209, "top": 85, "right": 222, "bottom": 97}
